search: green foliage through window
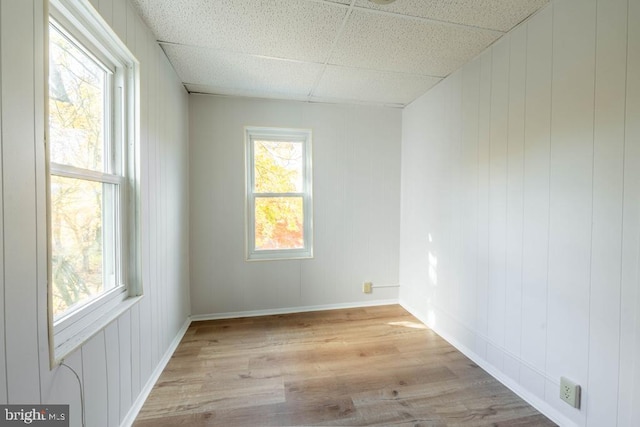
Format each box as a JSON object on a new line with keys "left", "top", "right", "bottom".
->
{"left": 49, "top": 20, "right": 118, "bottom": 318}
{"left": 246, "top": 128, "right": 312, "bottom": 260}
{"left": 253, "top": 140, "right": 304, "bottom": 250}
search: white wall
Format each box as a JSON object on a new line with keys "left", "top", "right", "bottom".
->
{"left": 0, "top": 0, "right": 190, "bottom": 426}
{"left": 399, "top": 0, "right": 640, "bottom": 426}
{"left": 189, "top": 95, "right": 401, "bottom": 316}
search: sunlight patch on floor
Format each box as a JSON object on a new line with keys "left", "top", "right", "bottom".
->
{"left": 387, "top": 320, "right": 428, "bottom": 329}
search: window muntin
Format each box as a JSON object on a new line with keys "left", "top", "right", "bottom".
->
{"left": 246, "top": 128, "right": 313, "bottom": 260}
{"left": 48, "top": 0, "right": 140, "bottom": 364}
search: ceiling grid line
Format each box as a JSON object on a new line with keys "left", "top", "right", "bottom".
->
{"left": 131, "top": 0, "right": 550, "bottom": 107}
{"left": 157, "top": 40, "right": 445, "bottom": 80}
{"left": 156, "top": 40, "right": 325, "bottom": 66}
{"left": 350, "top": 5, "right": 508, "bottom": 34}
{"left": 307, "top": 0, "right": 358, "bottom": 100}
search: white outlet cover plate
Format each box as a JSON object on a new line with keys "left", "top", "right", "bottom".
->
{"left": 560, "top": 376, "right": 580, "bottom": 408}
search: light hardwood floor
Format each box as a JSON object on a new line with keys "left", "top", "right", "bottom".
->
{"left": 134, "top": 305, "right": 556, "bottom": 426}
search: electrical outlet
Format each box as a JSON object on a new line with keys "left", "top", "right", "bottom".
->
{"left": 560, "top": 377, "right": 581, "bottom": 408}
{"left": 363, "top": 282, "right": 372, "bottom": 293}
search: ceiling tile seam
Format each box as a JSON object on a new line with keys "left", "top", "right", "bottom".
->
{"left": 185, "top": 88, "right": 404, "bottom": 109}
{"left": 158, "top": 39, "right": 444, "bottom": 80}
{"left": 186, "top": 90, "right": 311, "bottom": 104}
{"left": 442, "top": 2, "right": 553, "bottom": 82}
{"left": 156, "top": 40, "right": 327, "bottom": 66}
{"left": 157, "top": 43, "right": 191, "bottom": 94}
{"left": 307, "top": 0, "right": 357, "bottom": 100}
{"left": 300, "top": 0, "right": 350, "bottom": 9}
{"left": 351, "top": 6, "right": 507, "bottom": 35}
{"left": 377, "top": 3, "right": 550, "bottom": 98}
{"left": 467, "top": 3, "right": 552, "bottom": 83}
{"left": 324, "top": 63, "right": 445, "bottom": 80}
{"left": 298, "top": 0, "right": 514, "bottom": 34}
{"left": 309, "top": 94, "right": 406, "bottom": 108}
{"left": 506, "top": 1, "right": 553, "bottom": 36}
{"left": 183, "top": 80, "right": 407, "bottom": 106}
{"left": 182, "top": 82, "right": 312, "bottom": 97}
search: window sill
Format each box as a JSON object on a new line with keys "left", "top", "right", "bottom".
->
{"left": 246, "top": 250, "right": 314, "bottom": 262}
{"left": 50, "top": 295, "right": 143, "bottom": 368}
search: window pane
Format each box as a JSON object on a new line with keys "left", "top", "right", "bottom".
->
{"left": 49, "top": 23, "right": 107, "bottom": 172}
{"left": 254, "top": 140, "right": 303, "bottom": 193}
{"left": 50, "top": 175, "right": 117, "bottom": 318}
{"left": 255, "top": 197, "right": 304, "bottom": 250}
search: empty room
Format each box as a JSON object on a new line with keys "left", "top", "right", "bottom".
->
{"left": 0, "top": 0, "right": 639, "bottom": 426}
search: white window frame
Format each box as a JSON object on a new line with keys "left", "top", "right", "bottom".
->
{"left": 245, "top": 127, "right": 313, "bottom": 261}
{"left": 47, "top": 0, "right": 141, "bottom": 366}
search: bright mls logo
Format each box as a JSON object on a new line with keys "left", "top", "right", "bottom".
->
{"left": 0, "top": 405, "right": 68, "bottom": 426}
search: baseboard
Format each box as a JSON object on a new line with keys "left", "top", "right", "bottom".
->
{"left": 190, "top": 298, "right": 399, "bottom": 321}
{"left": 399, "top": 299, "right": 578, "bottom": 427}
{"left": 120, "top": 317, "right": 191, "bottom": 427}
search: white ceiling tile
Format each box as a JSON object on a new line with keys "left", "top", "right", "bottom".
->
{"left": 313, "top": 65, "right": 441, "bottom": 105}
{"left": 131, "top": 0, "right": 347, "bottom": 63}
{"left": 353, "top": 0, "right": 549, "bottom": 32}
{"left": 162, "top": 44, "right": 322, "bottom": 98}
{"left": 131, "top": 0, "right": 549, "bottom": 105}
{"left": 331, "top": 9, "right": 501, "bottom": 76}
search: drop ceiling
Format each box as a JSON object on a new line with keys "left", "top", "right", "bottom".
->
{"left": 131, "top": 0, "right": 549, "bottom": 107}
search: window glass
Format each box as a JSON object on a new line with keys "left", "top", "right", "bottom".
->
{"left": 50, "top": 176, "right": 117, "bottom": 317}
{"left": 255, "top": 196, "right": 304, "bottom": 250}
{"left": 49, "top": 20, "right": 120, "bottom": 320}
{"left": 253, "top": 140, "right": 303, "bottom": 193}
{"left": 246, "top": 128, "right": 313, "bottom": 260}
{"left": 49, "top": 23, "right": 107, "bottom": 172}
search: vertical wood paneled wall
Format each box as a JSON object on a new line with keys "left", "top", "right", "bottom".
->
{"left": 0, "top": 1, "right": 190, "bottom": 426}
{"left": 399, "top": 0, "right": 640, "bottom": 426}
{"left": 189, "top": 95, "right": 401, "bottom": 316}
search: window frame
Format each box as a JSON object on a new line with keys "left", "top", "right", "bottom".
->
{"left": 47, "top": 0, "right": 141, "bottom": 366}
{"left": 245, "top": 126, "right": 313, "bottom": 261}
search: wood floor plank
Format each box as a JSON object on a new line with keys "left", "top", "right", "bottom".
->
{"left": 134, "top": 305, "right": 556, "bottom": 426}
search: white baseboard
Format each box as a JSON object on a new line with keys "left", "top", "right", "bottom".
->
{"left": 399, "top": 298, "right": 578, "bottom": 427}
{"left": 120, "top": 317, "right": 191, "bottom": 427}
{"left": 190, "top": 298, "right": 399, "bottom": 321}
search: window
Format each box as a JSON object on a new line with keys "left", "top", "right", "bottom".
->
{"left": 245, "top": 127, "right": 313, "bottom": 260}
{"left": 48, "top": 0, "right": 139, "bottom": 363}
